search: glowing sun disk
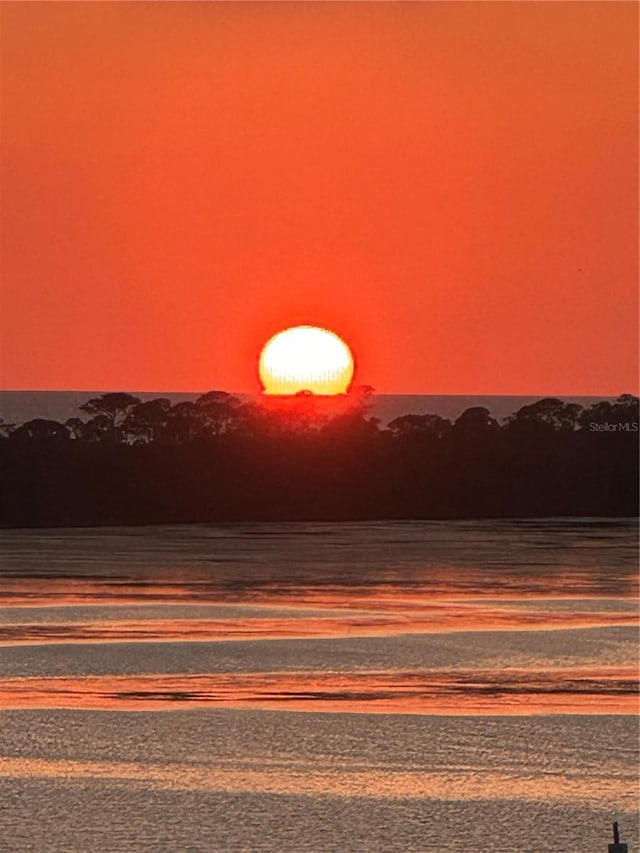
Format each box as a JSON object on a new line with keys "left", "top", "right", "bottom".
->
{"left": 259, "top": 326, "right": 354, "bottom": 395}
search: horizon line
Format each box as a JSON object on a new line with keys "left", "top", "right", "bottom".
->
{"left": 0, "top": 388, "right": 634, "bottom": 399}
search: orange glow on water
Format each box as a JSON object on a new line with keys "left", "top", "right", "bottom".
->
{"left": 0, "top": 609, "right": 637, "bottom": 647}
{"left": 259, "top": 326, "right": 354, "bottom": 395}
{"left": 0, "top": 668, "right": 636, "bottom": 715}
{"left": 3, "top": 754, "right": 637, "bottom": 808}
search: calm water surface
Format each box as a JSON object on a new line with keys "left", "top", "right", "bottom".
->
{"left": 0, "top": 519, "right": 638, "bottom": 851}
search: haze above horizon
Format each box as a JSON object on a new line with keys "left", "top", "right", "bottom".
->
{"left": 1, "top": 3, "right": 637, "bottom": 394}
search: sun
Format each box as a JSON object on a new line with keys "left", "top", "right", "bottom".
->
{"left": 259, "top": 326, "right": 354, "bottom": 395}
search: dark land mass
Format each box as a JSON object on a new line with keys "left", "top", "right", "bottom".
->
{"left": 0, "top": 391, "right": 637, "bottom": 527}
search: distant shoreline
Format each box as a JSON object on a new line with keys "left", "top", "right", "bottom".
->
{"left": 1, "top": 514, "right": 637, "bottom": 532}
{"left": 0, "top": 390, "right": 620, "bottom": 428}
{"left": 1, "top": 391, "right": 636, "bottom": 528}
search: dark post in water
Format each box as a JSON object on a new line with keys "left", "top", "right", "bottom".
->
{"left": 608, "top": 821, "right": 628, "bottom": 853}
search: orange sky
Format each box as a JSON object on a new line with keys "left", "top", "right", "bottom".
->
{"left": 1, "top": 2, "right": 637, "bottom": 394}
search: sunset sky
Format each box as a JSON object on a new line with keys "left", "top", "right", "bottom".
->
{"left": 1, "top": 1, "right": 637, "bottom": 395}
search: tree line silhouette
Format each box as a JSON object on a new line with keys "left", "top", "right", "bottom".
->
{"left": 0, "top": 390, "right": 637, "bottom": 526}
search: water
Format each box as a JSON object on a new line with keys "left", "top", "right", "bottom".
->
{"left": 0, "top": 519, "right": 638, "bottom": 851}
